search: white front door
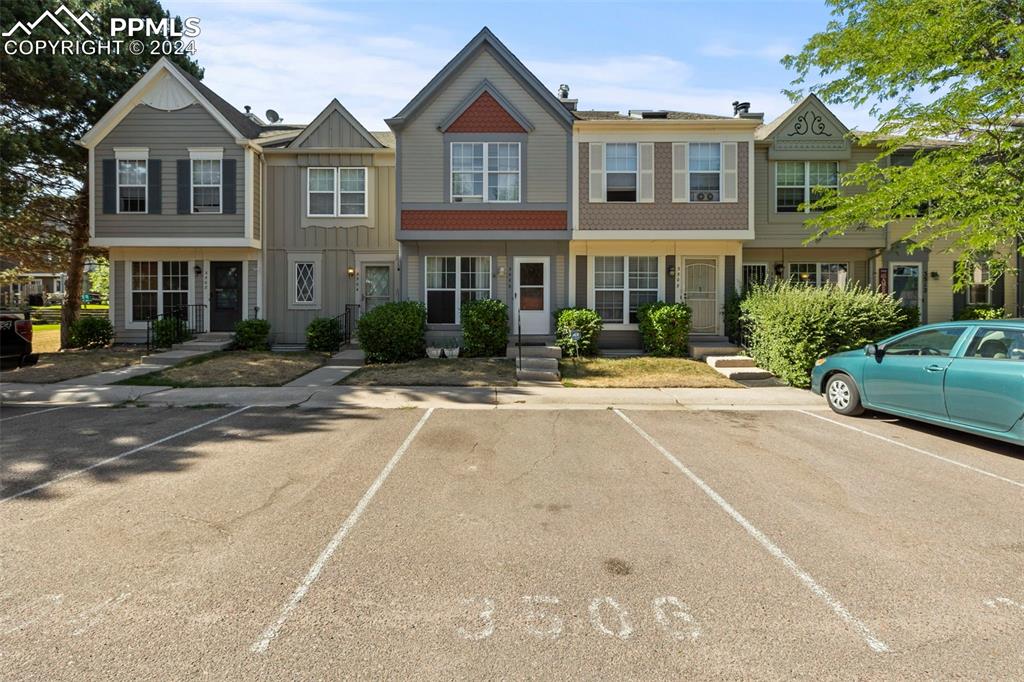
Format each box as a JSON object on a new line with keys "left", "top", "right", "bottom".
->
{"left": 683, "top": 258, "right": 718, "bottom": 334}
{"left": 513, "top": 257, "right": 550, "bottom": 335}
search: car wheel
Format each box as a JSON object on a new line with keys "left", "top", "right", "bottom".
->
{"left": 825, "top": 373, "right": 864, "bottom": 416}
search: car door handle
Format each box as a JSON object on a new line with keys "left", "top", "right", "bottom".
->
{"left": 925, "top": 364, "right": 947, "bottom": 372}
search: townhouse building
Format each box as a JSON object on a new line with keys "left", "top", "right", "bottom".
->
{"left": 81, "top": 29, "right": 1019, "bottom": 349}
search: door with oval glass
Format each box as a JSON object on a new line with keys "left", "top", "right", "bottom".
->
{"left": 513, "top": 256, "right": 549, "bottom": 335}
{"left": 683, "top": 258, "right": 718, "bottom": 334}
{"left": 362, "top": 263, "right": 393, "bottom": 314}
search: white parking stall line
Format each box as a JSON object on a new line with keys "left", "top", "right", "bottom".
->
{"left": 0, "top": 405, "right": 71, "bottom": 423}
{"left": 0, "top": 406, "right": 251, "bottom": 504}
{"left": 614, "top": 408, "right": 891, "bottom": 654}
{"left": 251, "top": 407, "right": 435, "bottom": 655}
{"left": 797, "top": 410, "right": 1024, "bottom": 490}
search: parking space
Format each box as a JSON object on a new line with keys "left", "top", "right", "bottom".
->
{"left": 1, "top": 405, "right": 1021, "bottom": 678}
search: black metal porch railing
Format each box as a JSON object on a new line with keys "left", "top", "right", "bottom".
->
{"left": 331, "top": 303, "right": 361, "bottom": 349}
{"left": 146, "top": 304, "right": 207, "bottom": 352}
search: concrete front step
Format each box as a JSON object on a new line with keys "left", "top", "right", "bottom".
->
{"left": 516, "top": 369, "right": 561, "bottom": 382}
{"left": 328, "top": 348, "right": 366, "bottom": 366}
{"left": 171, "top": 341, "right": 231, "bottom": 351}
{"left": 518, "top": 357, "right": 559, "bottom": 372}
{"left": 714, "top": 366, "right": 775, "bottom": 381}
{"left": 689, "top": 342, "right": 741, "bottom": 361}
{"left": 507, "top": 344, "right": 562, "bottom": 359}
{"left": 140, "top": 349, "right": 209, "bottom": 366}
{"left": 706, "top": 355, "right": 756, "bottom": 369}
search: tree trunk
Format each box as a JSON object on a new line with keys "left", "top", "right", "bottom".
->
{"left": 60, "top": 191, "right": 90, "bottom": 349}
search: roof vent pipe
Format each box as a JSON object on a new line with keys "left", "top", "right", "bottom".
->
{"left": 558, "top": 84, "right": 570, "bottom": 99}
{"left": 732, "top": 100, "right": 751, "bottom": 116}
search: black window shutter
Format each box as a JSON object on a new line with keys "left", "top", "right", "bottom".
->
{"left": 222, "top": 158, "right": 237, "bottom": 214}
{"left": 102, "top": 159, "right": 116, "bottom": 214}
{"left": 177, "top": 160, "right": 190, "bottom": 214}
{"left": 147, "top": 159, "right": 161, "bottom": 214}
{"left": 991, "top": 274, "right": 1005, "bottom": 309}
{"left": 952, "top": 289, "right": 966, "bottom": 318}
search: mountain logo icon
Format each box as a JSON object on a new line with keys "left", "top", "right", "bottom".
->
{"left": 3, "top": 5, "right": 96, "bottom": 37}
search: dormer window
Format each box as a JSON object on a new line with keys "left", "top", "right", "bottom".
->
{"left": 451, "top": 142, "right": 520, "bottom": 203}
{"left": 776, "top": 161, "right": 838, "bottom": 212}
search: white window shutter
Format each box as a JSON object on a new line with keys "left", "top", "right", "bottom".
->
{"left": 722, "top": 142, "right": 738, "bottom": 202}
{"left": 672, "top": 143, "right": 689, "bottom": 202}
{"left": 638, "top": 143, "right": 655, "bottom": 203}
{"left": 588, "top": 143, "right": 605, "bottom": 203}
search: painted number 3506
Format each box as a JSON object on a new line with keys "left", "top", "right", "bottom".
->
{"left": 456, "top": 596, "right": 701, "bottom": 641}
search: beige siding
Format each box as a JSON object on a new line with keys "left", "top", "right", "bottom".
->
{"left": 94, "top": 103, "right": 246, "bottom": 239}
{"left": 295, "top": 110, "right": 375, "bottom": 148}
{"left": 399, "top": 48, "right": 568, "bottom": 204}
{"left": 743, "top": 247, "right": 873, "bottom": 287}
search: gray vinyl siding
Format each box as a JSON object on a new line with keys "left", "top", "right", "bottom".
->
{"left": 111, "top": 259, "right": 145, "bottom": 343}
{"left": 247, "top": 260, "right": 258, "bottom": 319}
{"left": 94, "top": 103, "right": 246, "bottom": 239}
{"left": 253, "top": 153, "right": 263, "bottom": 240}
{"left": 599, "top": 330, "right": 642, "bottom": 349}
{"left": 398, "top": 48, "right": 568, "bottom": 204}
{"left": 295, "top": 110, "right": 376, "bottom": 148}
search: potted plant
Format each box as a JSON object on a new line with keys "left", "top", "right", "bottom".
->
{"left": 426, "top": 343, "right": 443, "bottom": 359}
{"left": 442, "top": 338, "right": 460, "bottom": 359}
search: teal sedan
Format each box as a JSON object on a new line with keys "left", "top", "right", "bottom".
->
{"left": 810, "top": 320, "right": 1024, "bottom": 446}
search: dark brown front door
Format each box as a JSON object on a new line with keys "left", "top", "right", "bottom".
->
{"left": 210, "top": 261, "right": 242, "bottom": 332}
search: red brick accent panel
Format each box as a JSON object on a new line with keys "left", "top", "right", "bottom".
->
{"left": 445, "top": 92, "right": 526, "bottom": 133}
{"left": 402, "top": 210, "right": 567, "bottom": 230}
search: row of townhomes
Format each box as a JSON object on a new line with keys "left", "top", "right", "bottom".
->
{"left": 81, "top": 28, "right": 1021, "bottom": 348}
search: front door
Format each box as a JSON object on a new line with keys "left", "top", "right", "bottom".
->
{"left": 210, "top": 261, "right": 242, "bottom": 332}
{"left": 683, "top": 258, "right": 718, "bottom": 334}
{"left": 363, "top": 264, "right": 393, "bottom": 314}
{"left": 513, "top": 257, "right": 549, "bottom": 335}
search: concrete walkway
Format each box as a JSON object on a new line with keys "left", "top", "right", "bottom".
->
{"left": 282, "top": 347, "right": 366, "bottom": 388}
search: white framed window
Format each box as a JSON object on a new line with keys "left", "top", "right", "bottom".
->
{"left": 776, "top": 161, "right": 839, "bottom": 212}
{"left": 294, "top": 262, "right": 316, "bottom": 304}
{"left": 688, "top": 142, "right": 721, "bottom": 202}
{"left": 117, "top": 159, "right": 148, "bottom": 214}
{"left": 451, "top": 142, "right": 519, "bottom": 203}
{"left": 306, "top": 167, "right": 367, "bottom": 217}
{"left": 307, "top": 167, "right": 336, "bottom": 216}
{"left": 789, "top": 262, "right": 849, "bottom": 287}
{"left": 742, "top": 263, "right": 768, "bottom": 290}
{"left": 593, "top": 256, "right": 660, "bottom": 324}
{"left": 967, "top": 263, "right": 992, "bottom": 305}
{"left": 425, "top": 256, "right": 492, "bottom": 324}
{"left": 287, "top": 253, "right": 322, "bottom": 309}
{"left": 191, "top": 159, "right": 222, "bottom": 214}
{"left": 605, "top": 143, "right": 638, "bottom": 202}
{"left": 129, "top": 260, "right": 189, "bottom": 324}
{"left": 339, "top": 168, "right": 367, "bottom": 216}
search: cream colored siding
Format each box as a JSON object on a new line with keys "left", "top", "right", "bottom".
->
{"left": 253, "top": 153, "right": 263, "bottom": 240}
{"left": 743, "top": 247, "right": 873, "bottom": 287}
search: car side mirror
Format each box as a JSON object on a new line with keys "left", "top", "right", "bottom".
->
{"left": 865, "top": 343, "right": 881, "bottom": 358}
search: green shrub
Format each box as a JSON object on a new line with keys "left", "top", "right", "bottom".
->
{"left": 234, "top": 318, "right": 271, "bottom": 350}
{"left": 68, "top": 316, "right": 113, "bottom": 348}
{"left": 151, "top": 317, "right": 188, "bottom": 348}
{"left": 723, "top": 292, "right": 744, "bottom": 343}
{"left": 741, "top": 282, "right": 908, "bottom": 388}
{"left": 636, "top": 302, "right": 692, "bottom": 357}
{"left": 555, "top": 308, "right": 602, "bottom": 356}
{"left": 306, "top": 317, "right": 343, "bottom": 353}
{"left": 356, "top": 301, "right": 427, "bottom": 363}
{"left": 461, "top": 298, "right": 508, "bottom": 357}
{"left": 897, "top": 305, "right": 920, "bottom": 332}
{"left": 954, "top": 304, "right": 1007, "bottom": 320}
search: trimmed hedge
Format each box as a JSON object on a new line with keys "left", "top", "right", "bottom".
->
{"left": 306, "top": 317, "right": 343, "bottom": 353}
{"left": 555, "top": 308, "right": 602, "bottom": 356}
{"left": 461, "top": 298, "right": 508, "bottom": 357}
{"left": 356, "top": 301, "right": 427, "bottom": 363}
{"left": 636, "top": 302, "right": 692, "bottom": 357}
{"left": 67, "top": 316, "right": 113, "bottom": 349}
{"left": 741, "top": 282, "right": 910, "bottom": 388}
{"left": 234, "top": 319, "right": 271, "bottom": 350}
{"left": 955, "top": 304, "right": 1007, "bottom": 320}
{"left": 151, "top": 317, "right": 188, "bottom": 348}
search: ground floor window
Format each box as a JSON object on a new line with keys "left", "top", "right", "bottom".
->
{"left": 789, "top": 262, "right": 849, "bottom": 287}
{"left": 425, "top": 256, "right": 491, "bottom": 324}
{"left": 131, "top": 260, "right": 189, "bottom": 323}
{"left": 593, "top": 255, "right": 659, "bottom": 324}
{"left": 967, "top": 264, "right": 991, "bottom": 305}
{"left": 741, "top": 263, "right": 768, "bottom": 291}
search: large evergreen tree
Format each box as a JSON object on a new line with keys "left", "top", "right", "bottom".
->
{"left": 0, "top": 0, "right": 202, "bottom": 344}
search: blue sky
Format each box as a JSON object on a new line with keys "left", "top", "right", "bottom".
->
{"left": 164, "top": 0, "right": 873, "bottom": 131}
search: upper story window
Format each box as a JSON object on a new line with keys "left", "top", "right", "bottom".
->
{"left": 117, "top": 159, "right": 147, "bottom": 214}
{"left": 776, "top": 161, "right": 838, "bottom": 212}
{"left": 191, "top": 159, "right": 222, "bottom": 213}
{"left": 307, "top": 167, "right": 367, "bottom": 217}
{"left": 605, "top": 143, "right": 637, "bottom": 202}
{"left": 688, "top": 143, "right": 721, "bottom": 202}
{"left": 451, "top": 142, "right": 520, "bottom": 203}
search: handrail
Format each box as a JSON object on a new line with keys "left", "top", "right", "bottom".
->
{"left": 146, "top": 303, "right": 207, "bottom": 352}
{"left": 331, "top": 303, "right": 361, "bottom": 350}
{"left": 517, "top": 303, "right": 522, "bottom": 369}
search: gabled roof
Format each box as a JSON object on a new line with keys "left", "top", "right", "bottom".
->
{"left": 755, "top": 93, "right": 849, "bottom": 141}
{"left": 80, "top": 58, "right": 259, "bottom": 147}
{"left": 288, "top": 98, "right": 383, "bottom": 149}
{"left": 439, "top": 79, "right": 534, "bottom": 132}
{"left": 386, "top": 27, "right": 575, "bottom": 131}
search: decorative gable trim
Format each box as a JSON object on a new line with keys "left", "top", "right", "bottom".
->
{"left": 289, "top": 98, "right": 383, "bottom": 149}
{"left": 439, "top": 80, "right": 533, "bottom": 133}
{"left": 759, "top": 94, "right": 852, "bottom": 160}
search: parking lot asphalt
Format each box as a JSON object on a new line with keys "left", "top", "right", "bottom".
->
{"left": 1, "top": 404, "right": 1021, "bottom": 679}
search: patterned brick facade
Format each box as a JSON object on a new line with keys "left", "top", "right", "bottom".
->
{"left": 445, "top": 91, "right": 526, "bottom": 133}
{"left": 578, "top": 142, "right": 749, "bottom": 230}
{"left": 402, "top": 209, "right": 567, "bottom": 230}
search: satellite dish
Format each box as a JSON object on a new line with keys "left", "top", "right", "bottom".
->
{"left": 265, "top": 109, "right": 281, "bottom": 123}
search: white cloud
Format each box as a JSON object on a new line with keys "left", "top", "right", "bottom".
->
{"left": 699, "top": 41, "right": 794, "bottom": 61}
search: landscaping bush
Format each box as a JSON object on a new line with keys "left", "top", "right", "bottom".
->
{"left": 67, "top": 316, "right": 113, "bottom": 349}
{"left": 234, "top": 318, "right": 271, "bottom": 350}
{"left": 897, "top": 305, "right": 921, "bottom": 332}
{"left": 741, "top": 282, "right": 908, "bottom": 388}
{"left": 555, "top": 308, "right": 602, "bottom": 356}
{"left": 151, "top": 317, "right": 188, "bottom": 348}
{"left": 306, "top": 317, "right": 343, "bottom": 353}
{"left": 356, "top": 301, "right": 427, "bottom": 363}
{"left": 461, "top": 298, "right": 508, "bottom": 357}
{"left": 954, "top": 304, "right": 1007, "bottom": 320}
{"left": 636, "top": 302, "right": 692, "bottom": 357}
{"left": 723, "top": 291, "right": 744, "bottom": 343}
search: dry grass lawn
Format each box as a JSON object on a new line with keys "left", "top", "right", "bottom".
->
{"left": 560, "top": 357, "right": 740, "bottom": 388}
{"left": 119, "top": 351, "right": 326, "bottom": 387}
{"left": 342, "top": 357, "right": 516, "bottom": 386}
{"left": 31, "top": 327, "right": 62, "bottom": 353}
{"left": 1, "top": 347, "right": 144, "bottom": 384}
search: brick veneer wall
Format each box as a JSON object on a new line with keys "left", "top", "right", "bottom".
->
{"left": 446, "top": 92, "right": 526, "bottom": 133}
{"left": 578, "top": 142, "right": 749, "bottom": 230}
{"left": 401, "top": 209, "right": 567, "bottom": 230}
